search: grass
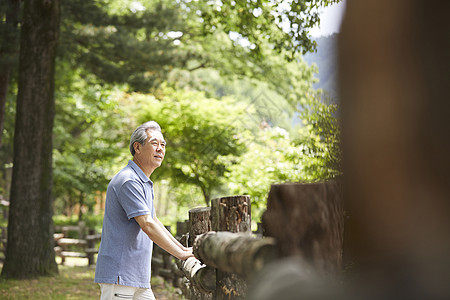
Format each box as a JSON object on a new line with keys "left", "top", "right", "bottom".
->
{"left": 0, "top": 258, "right": 185, "bottom": 300}
{"left": 0, "top": 264, "right": 99, "bottom": 299}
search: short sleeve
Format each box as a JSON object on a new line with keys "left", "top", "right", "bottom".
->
{"left": 118, "top": 179, "right": 152, "bottom": 219}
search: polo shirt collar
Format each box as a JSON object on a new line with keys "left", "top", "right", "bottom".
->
{"left": 128, "top": 160, "right": 152, "bottom": 184}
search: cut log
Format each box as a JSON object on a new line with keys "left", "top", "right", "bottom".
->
{"left": 60, "top": 251, "right": 87, "bottom": 258}
{"left": 53, "top": 233, "right": 64, "bottom": 241}
{"left": 211, "top": 196, "right": 252, "bottom": 299}
{"left": 179, "top": 257, "right": 216, "bottom": 293}
{"left": 57, "top": 238, "right": 87, "bottom": 247}
{"left": 86, "top": 233, "right": 102, "bottom": 241}
{"left": 262, "top": 181, "right": 344, "bottom": 276}
{"left": 194, "top": 231, "right": 277, "bottom": 278}
{"left": 211, "top": 195, "right": 251, "bottom": 233}
{"left": 189, "top": 207, "right": 211, "bottom": 247}
{"left": 185, "top": 207, "right": 214, "bottom": 299}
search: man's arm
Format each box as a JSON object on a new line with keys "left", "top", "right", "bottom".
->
{"left": 135, "top": 214, "right": 194, "bottom": 260}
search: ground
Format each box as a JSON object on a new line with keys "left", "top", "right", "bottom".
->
{"left": 0, "top": 257, "right": 185, "bottom": 299}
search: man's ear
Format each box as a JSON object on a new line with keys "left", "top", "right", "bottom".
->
{"left": 134, "top": 142, "right": 140, "bottom": 153}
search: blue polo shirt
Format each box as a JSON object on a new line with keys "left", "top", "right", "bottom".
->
{"left": 95, "top": 160, "right": 155, "bottom": 288}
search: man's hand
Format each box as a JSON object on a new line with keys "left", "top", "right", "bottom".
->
{"left": 178, "top": 247, "right": 195, "bottom": 261}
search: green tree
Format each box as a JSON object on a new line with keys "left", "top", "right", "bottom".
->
{"left": 191, "top": 0, "right": 341, "bottom": 57}
{"left": 0, "top": 0, "right": 342, "bottom": 279}
{"left": 295, "top": 93, "right": 341, "bottom": 180}
{"left": 57, "top": 0, "right": 340, "bottom": 92}
{"left": 223, "top": 91, "right": 341, "bottom": 219}
{"left": 52, "top": 68, "right": 130, "bottom": 219}
{"left": 132, "top": 87, "right": 247, "bottom": 206}
{"left": 222, "top": 126, "right": 299, "bottom": 219}
{"left": 58, "top": 0, "right": 193, "bottom": 92}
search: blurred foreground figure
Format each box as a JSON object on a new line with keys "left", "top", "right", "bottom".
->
{"left": 340, "top": 0, "right": 450, "bottom": 298}
{"left": 249, "top": 0, "right": 450, "bottom": 298}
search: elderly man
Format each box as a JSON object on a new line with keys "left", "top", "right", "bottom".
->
{"left": 95, "top": 121, "right": 193, "bottom": 300}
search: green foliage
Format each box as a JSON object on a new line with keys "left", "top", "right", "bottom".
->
{"left": 222, "top": 91, "right": 341, "bottom": 220}
{"left": 295, "top": 92, "right": 342, "bottom": 180}
{"left": 0, "top": 0, "right": 21, "bottom": 67}
{"left": 1, "top": 0, "right": 343, "bottom": 224}
{"left": 59, "top": 0, "right": 194, "bottom": 92}
{"left": 52, "top": 64, "right": 131, "bottom": 217}
{"left": 222, "top": 127, "right": 299, "bottom": 219}
{"left": 134, "top": 89, "right": 248, "bottom": 204}
{"left": 57, "top": 0, "right": 338, "bottom": 92}
{"left": 195, "top": 0, "right": 342, "bottom": 57}
{"left": 53, "top": 214, "right": 104, "bottom": 232}
{"left": 131, "top": 87, "right": 248, "bottom": 206}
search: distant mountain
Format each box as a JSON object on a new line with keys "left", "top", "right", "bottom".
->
{"left": 303, "top": 34, "right": 339, "bottom": 99}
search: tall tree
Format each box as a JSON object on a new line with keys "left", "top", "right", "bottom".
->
{"left": 1, "top": 0, "right": 60, "bottom": 279}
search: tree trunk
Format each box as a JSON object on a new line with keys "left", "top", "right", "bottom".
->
{"left": 200, "top": 185, "right": 210, "bottom": 207}
{"left": 0, "top": 0, "right": 21, "bottom": 148}
{"left": 78, "top": 192, "right": 84, "bottom": 221}
{"left": 0, "top": 71, "right": 10, "bottom": 148}
{"left": 1, "top": 0, "right": 60, "bottom": 279}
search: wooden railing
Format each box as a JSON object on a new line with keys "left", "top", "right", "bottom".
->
{"left": 2, "top": 181, "right": 343, "bottom": 299}
{"left": 175, "top": 181, "right": 344, "bottom": 299}
{"left": 54, "top": 222, "right": 101, "bottom": 265}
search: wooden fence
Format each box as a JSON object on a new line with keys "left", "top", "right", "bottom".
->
{"left": 173, "top": 181, "right": 344, "bottom": 299}
{"left": 1, "top": 180, "right": 343, "bottom": 299}
{"left": 54, "top": 222, "right": 101, "bottom": 265}
{"left": 0, "top": 222, "right": 101, "bottom": 265}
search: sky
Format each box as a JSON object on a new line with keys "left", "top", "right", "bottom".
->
{"left": 309, "top": 0, "right": 347, "bottom": 37}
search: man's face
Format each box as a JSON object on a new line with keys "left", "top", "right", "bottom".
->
{"left": 138, "top": 130, "right": 166, "bottom": 170}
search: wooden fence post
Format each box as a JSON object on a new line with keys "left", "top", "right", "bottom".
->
{"left": 211, "top": 195, "right": 251, "bottom": 299}
{"left": 261, "top": 181, "right": 344, "bottom": 277}
{"left": 189, "top": 207, "right": 211, "bottom": 247}
{"left": 188, "top": 207, "right": 213, "bottom": 299}
{"left": 86, "top": 228, "right": 98, "bottom": 265}
{"left": 176, "top": 220, "right": 189, "bottom": 245}
{"left": 211, "top": 195, "right": 251, "bottom": 234}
